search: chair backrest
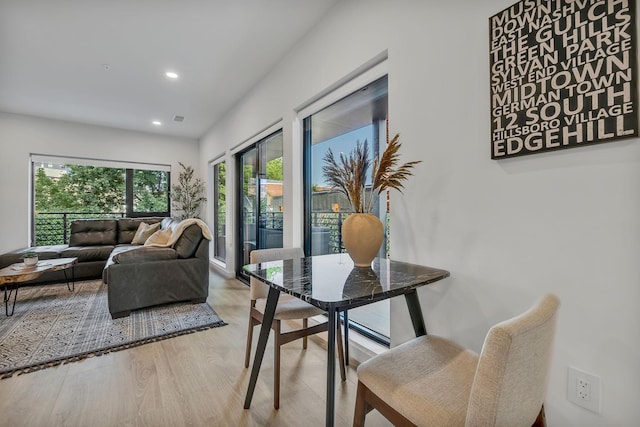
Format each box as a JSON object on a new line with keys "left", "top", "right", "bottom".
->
{"left": 249, "top": 248, "right": 305, "bottom": 301}
{"left": 466, "top": 294, "right": 560, "bottom": 427}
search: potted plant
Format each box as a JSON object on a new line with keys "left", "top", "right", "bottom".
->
{"left": 22, "top": 251, "right": 39, "bottom": 267}
{"left": 322, "top": 133, "right": 421, "bottom": 266}
{"left": 171, "top": 162, "right": 207, "bottom": 220}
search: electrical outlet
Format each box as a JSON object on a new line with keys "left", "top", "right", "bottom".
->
{"left": 568, "top": 367, "right": 601, "bottom": 413}
{"left": 576, "top": 377, "right": 590, "bottom": 401}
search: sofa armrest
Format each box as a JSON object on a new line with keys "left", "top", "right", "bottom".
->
{"left": 105, "top": 257, "right": 209, "bottom": 316}
{"left": 112, "top": 247, "right": 178, "bottom": 264}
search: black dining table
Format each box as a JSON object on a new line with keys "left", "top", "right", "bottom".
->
{"left": 242, "top": 253, "right": 450, "bottom": 427}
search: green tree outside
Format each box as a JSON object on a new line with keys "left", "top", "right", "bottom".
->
{"left": 266, "top": 157, "right": 282, "bottom": 181}
{"left": 35, "top": 165, "right": 125, "bottom": 213}
{"left": 34, "top": 164, "right": 170, "bottom": 245}
{"left": 134, "top": 169, "right": 169, "bottom": 212}
{"left": 215, "top": 162, "right": 226, "bottom": 241}
{"left": 35, "top": 166, "right": 170, "bottom": 213}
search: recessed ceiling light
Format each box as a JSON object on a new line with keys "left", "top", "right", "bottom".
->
{"left": 152, "top": 120, "right": 162, "bottom": 126}
{"left": 165, "top": 71, "right": 179, "bottom": 79}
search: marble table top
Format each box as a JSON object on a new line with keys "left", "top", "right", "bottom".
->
{"left": 243, "top": 253, "right": 450, "bottom": 310}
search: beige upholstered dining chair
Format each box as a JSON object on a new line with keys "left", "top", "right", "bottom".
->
{"left": 353, "top": 293, "right": 560, "bottom": 427}
{"left": 245, "top": 247, "right": 346, "bottom": 409}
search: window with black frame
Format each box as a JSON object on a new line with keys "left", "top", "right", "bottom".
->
{"left": 31, "top": 157, "right": 170, "bottom": 246}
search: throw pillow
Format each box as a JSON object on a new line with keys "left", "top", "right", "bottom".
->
{"left": 131, "top": 222, "right": 161, "bottom": 245}
{"left": 144, "top": 228, "right": 172, "bottom": 246}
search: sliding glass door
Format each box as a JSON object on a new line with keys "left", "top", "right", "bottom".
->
{"left": 237, "top": 130, "right": 284, "bottom": 280}
{"left": 303, "top": 75, "right": 390, "bottom": 342}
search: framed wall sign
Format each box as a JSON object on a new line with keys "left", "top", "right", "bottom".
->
{"left": 489, "top": 0, "right": 638, "bottom": 159}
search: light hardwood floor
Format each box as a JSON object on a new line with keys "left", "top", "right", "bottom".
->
{"left": 0, "top": 271, "right": 392, "bottom": 427}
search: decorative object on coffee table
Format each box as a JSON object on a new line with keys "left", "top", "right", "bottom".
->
{"left": 322, "top": 133, "right": 421, "bottom": 267}
{"left": 21, "top": 252, "right": 38, "bottom": 266}
{"left": 0, "top": 279, "right": 226, "bottom": 379}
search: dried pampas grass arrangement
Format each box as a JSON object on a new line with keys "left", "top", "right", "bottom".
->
{"left": 322, "top": 133, "right": 421, "bottom": 213}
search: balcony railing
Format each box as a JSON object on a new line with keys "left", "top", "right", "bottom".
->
{"left": 243, "top": 211, "right": 381, "bottom": 254}
{"left": 311, "top": 211, "right": 348, "bottom": 254}
{"left": 34, "top": 212, "right": 126, "bottom": 246}
{"left": 34, "top": 211, "right": 377, "bottom": 255}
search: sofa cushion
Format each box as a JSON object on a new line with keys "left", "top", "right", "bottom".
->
{"left": 112, "top": 246, "right": 178, "bottom": 264}
{"left": 117, "top": 217, "right": 164, "bottom": 244}
{"left": 69, "top": 219, "right": 118, "bottom": 246}
{"left": 174, "top": 224, "right": 204, "bottom": 259}
{"left": 62, "top": 245, "right": 115, "bottom": 262}
{"left": 131, "top": 222, "right": 161, "bottom": 245}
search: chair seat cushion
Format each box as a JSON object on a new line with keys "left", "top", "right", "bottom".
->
{"left": 357, "top": 335, "right": 479, "bottom": 427}
{"left": 255, "top": 295, "right": 324, "bottom": 320}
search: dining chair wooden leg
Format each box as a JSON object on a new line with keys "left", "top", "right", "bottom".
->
{"left": 532, "top": 405, "right": 546, "bottom": 427}
{"left": 274, "top": 319, "right": 282, "bottom": 409}
{"left": 336, "top": 315, "right": 346, "bottom": 381}
{"left": 244, "top": 312, "right": 255, "bottom": 368}
{"left": 303, "top": 318, "right": 308, "bottom": 349}
{"left": 353, "top": 381, "right": 369, "bottom": 427}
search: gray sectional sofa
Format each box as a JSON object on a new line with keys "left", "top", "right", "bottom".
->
{"left": 0, "top": 217, "right": 210, "bottom": 318}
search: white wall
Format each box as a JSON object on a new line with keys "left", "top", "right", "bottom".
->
{"left": 199, "top": 0, "right": 640, "bottom": 424}
{"left": 0, "top": 112, "right": 201, "bottom": 253}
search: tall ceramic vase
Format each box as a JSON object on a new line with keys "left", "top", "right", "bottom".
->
{"left": 341, "top": 213, "right": 384, "bottom": 267}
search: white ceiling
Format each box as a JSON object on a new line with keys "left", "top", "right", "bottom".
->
{"left": 0, "top": 0, "right": 340, "bottom": 139}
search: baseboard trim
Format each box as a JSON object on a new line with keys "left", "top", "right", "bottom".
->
{"left": 209, "top": 261, "right": 234, "bottom": 279}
